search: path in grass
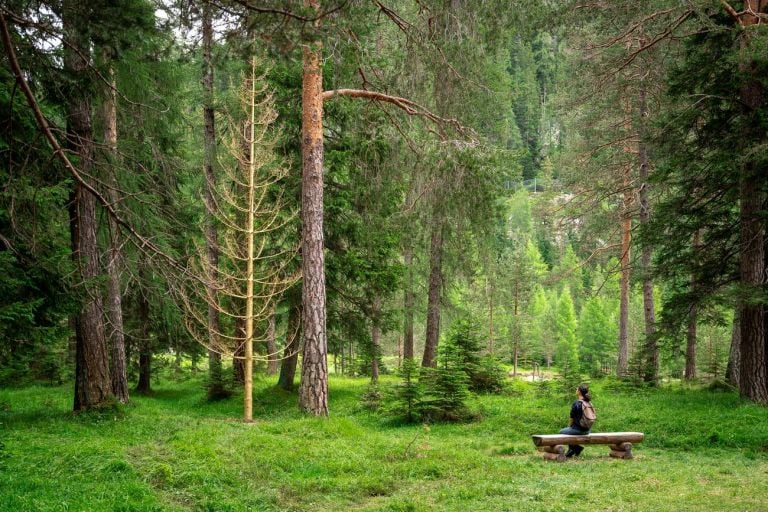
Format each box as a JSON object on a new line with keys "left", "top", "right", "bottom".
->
{"left": 1, "top": 377, "right": 767, "bottom": 511}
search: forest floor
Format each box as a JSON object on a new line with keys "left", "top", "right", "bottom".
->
{"left": 1, "top": 374, "right": 767, "bottom": 512}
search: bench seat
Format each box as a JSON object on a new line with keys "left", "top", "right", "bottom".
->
{"left": 531, "top": 432, "right": 644, "bottom": 461}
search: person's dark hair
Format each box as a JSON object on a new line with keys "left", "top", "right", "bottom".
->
{"left": 578, "top": 383, "right": 592, "bottom": 402}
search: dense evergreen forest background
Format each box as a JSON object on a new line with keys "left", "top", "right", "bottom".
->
{"left": 1, "top": 0, "right": 767, "bottom": 417}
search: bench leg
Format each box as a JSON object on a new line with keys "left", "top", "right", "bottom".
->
{"left": 539, "top": 444, "right": 566, "bottom": 462}
{"left": 609, "top": 442, "right": 633, "bottom": 459}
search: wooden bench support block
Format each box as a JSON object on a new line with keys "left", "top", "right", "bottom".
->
{"left": 538, "top": 445, "right": 566, "bottom": 455}
{"left": 542, "top": 451, "right": 566, "bottom": 462}
{"left": 609, "top": 449, "right": 633, "bottom": 459}
{"left": 610, "top": 442, "right": 633, "bottom": 452}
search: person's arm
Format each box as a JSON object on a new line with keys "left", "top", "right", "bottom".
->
{"left": 569, "top": 401, "right": 580, "bottom": 426}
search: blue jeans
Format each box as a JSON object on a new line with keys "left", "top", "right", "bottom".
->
{"left": 559, "top": 426, "right": 589, "bottom": 453}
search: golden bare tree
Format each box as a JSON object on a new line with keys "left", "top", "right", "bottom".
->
{"left": 181, "top": 58, "right": 298, "bottom": 422}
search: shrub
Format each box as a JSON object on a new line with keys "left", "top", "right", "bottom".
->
{"left": 419, "top": 342, "right": 472, "bottom": 422}
{"left": 387, "top": 358, "right": 422, "bottom": 423}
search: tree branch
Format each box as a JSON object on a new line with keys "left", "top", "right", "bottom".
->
{"left": 0, "top": 12, "right": 186, "bottom": 274}
{"left": 228, "top": 0, "right": 347, "bottom": 22}
{"left": 720, "top": 0, "right": 742, "bottom": 25}
{"left": 322, "top": 88, "right": 467, "bottom": 136}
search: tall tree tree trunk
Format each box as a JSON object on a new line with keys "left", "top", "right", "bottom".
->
{"left": 727, "top": 308, "right": 741, "bottom": 387}
{"left": 685, "top": 303, "right": 698, "bottom": 380}
{"left": 233, "top": 316, "right": 245, "bottom": 384}
{"left": 617, "top": 179, "right": 632, "bottom": 378}
{"left": 298, "top": 17, "right": 329, "bottom": 413}
{"left": 685, "top": 230, "right": 701, "bottom": 380}
{"left": 488, "top": 277, "right": 495, "bottom": 355}
{"left": 102, "top": 64, "right": 130, "bottom": 403}
{"left": 637, "top": 85, "right": 658, "bottom": 384}
{"left": 135, "top": 272, "right": 152, "bottom": 394}
{"left": 737, "top": 1, "right": 768, "bottom": 404}
{"left": 421, "top": 0, "right": 457, "bottom": 369}
{"left": 512, "top": 285, "right": 519, "bottom": 377}
{"left": 64, "top": 0, "right": 113, "bottom": 411}
{"left": 202, "top": 0, "right": 226, "bottom": 399}
{"left": 371, "top": 297, "right": 382, "bottom": 383}
{"left": 266, "top": 304, "right": 278, "bottom": 375}
{"left": 278, "top": 292, "right": 301, "bottom": 390}
{"left": 422, "top": 219, "right": 444, "bottom": 368}
{"left": 402, "top": 242, "right": 415, "bottom": 360}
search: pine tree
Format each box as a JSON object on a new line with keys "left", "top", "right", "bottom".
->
{"left": 554, "top": 286, "right": 580, "bottom": 386}
{"left": 578, "top": 296, "right": 615, "bottom": 376}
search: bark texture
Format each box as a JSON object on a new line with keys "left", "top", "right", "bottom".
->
{"left": 727, "top": 308, "right": 741, "bottom": 387}
{"left": 736, "top": 1, "right": 768, "bottom": 404}
{"left": 65, "top": 0, "right": 113, "bottom": 411}
{"left": 267, "top": 304, "right": 278, "bottom": 375}
{"left": 685, "top": 230, "right": 701, "bottom": 380}
{"left": 298, "top": 40, "right": 329, "bottom": 415}
{"left": 202, "top": 1, "right": 226, "bottom": 399}
{"left": 371, "top": 297, "right": 382, "bottom": 383}
{"left": 102, "top": 65, "right": 130, "bottom": 404}
{"left": 637, "top": 86, "right": 657, "bottom": 383}
{"left": 617, "top": 184, "right": 632, "bottom": 377}
{"left": 278, "top": 295, "right": 302, "bottom": 391}
{"left": 422, "top": 220, "right": 444, "bottom": 368}
{"left": 685, "top": 302, "right": 698, "bottom": 380}
{"left": 402, "top": 242, "right": 415, "bottom": 360}
{"left": 135, "top": 277, "right": 152, "bottom": 394}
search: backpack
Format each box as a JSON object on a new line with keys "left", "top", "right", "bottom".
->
{"left": 579, "top": 400, "right": 597, "bottom": 429}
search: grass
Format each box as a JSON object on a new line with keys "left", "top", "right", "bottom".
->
{"left": 1, "top": 375, "right": 767, "bottom": 511}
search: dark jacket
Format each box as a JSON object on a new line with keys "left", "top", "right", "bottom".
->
{"left": 570, "top": 400, "right": 587, "bottom": 430}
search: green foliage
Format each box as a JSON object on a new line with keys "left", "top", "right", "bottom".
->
{"left": 554, "top": 286, "right": 580, "bottom": 393}
{"left": 360, "top": 384, "right": 383, "bottom": 411}
{"left": 443, "top": 316, "right": 506, "bottom": 394}
{"left": 387, "top": 358, "right": 423, "bottom": 423}
{"left": 420, "top": 341, "right": 472, "bottom": 423}
{"left": 578, "top": 296, "right": 615, "bottom": 376}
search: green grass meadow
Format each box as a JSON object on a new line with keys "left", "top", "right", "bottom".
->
{"left": 1, "top": 376, "right": 767, "bottom": 511}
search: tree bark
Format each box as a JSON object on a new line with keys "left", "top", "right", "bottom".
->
{"left": 371, "top": 296, "right": 382, "bottom": 383}
{"left": 64, "top": 0, "right": 113, "bottom": 411}
{"left": 637, "top": 85, "right": 657, "bottom": 384}
{"left": 267, "top": 303, "right": 278, "bottom": 375}
{"left": 685, "top": 302, "right": 698, "bottom": 380}
{"left": 278, "top": 292, "right": 301, "bottom": 390}
{"left": 402, "top": 242, "right": 415, "bottom": 360}
{"left": 736, "top": 1, "right": 768, "bottom": 404}
{"left": 202, "top": 0, "right": 226, "bottom": 399}
{"left": 727, "top": 308, "right": 741, "bottom": 387}
{"left": 422, "top": 219, "right": 444, "bottom": 368}
{"left": 298, "top": 32, "right": 329, "bottom": 415}
{"left": 488, "top": 277, "right": 495, "bottom": 355}
{"left": 101, "top": 64, "right": 130, "bottom": 404}
{"left": 135, "top": 274, "right": 152, "bottom": 394}
{"left": 617, "top": 181, "right": 632, "bottom": 378}
{"left": 685, "top": 230, "right": 701, "bottom": 380}
{"left": 233, "top": 316, "right": 245, "bottom": 384}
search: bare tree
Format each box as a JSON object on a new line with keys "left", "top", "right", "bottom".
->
{"left": 182, "top": 59, "right": 297, "bottom": 422}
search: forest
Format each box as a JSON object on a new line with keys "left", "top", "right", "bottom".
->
{"left": 1, "top": 0, "right": 767, "bottom": 511}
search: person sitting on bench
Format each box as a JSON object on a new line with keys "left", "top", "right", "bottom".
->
{"left": 559, "top": 383, "right": 592, "bottom": 458}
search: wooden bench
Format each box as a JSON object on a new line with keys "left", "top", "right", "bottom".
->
{"left": 531, "top": 432, "right": 644, "bottom": 461}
